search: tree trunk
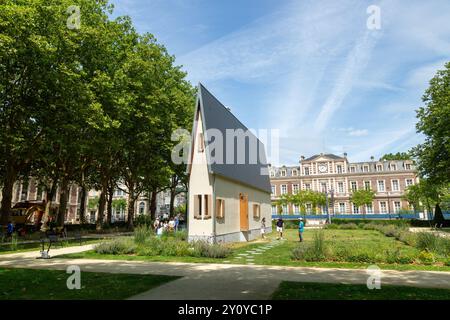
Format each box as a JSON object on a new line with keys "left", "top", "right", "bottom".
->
{"left": 0, "top": 166, "right": 16, "bottom": 225}
{"left": 150, "top": 191, "right": 157, "bottom": 220}
{"left": 106, "top": 183, "right": 113, "bottom": 225}
{"left": 96, "top": 182, "right": 107, "bottom": 230}
{"left": 79, "top": 185, "right": 87, "bottom": 224}
{"left": 56, "top": 177, "right": 69, "bottom": 227}
{"left": 169, "top": 188, "right": 176, "bottom": 217}
{"left": 127, "top": 185, "right": 135, "bottom": 229}
{"left": 40, "top": 181, "right": 58, "bottom": 232}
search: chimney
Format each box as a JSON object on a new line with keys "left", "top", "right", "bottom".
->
{"left": 370, "top": 156, "right": 374, "bottom": 161}
{"left": 300, "top": 155, "right": 305, "bottom": 161}
{"left": 344, "top": 152, "right": 347, "bottom": 158}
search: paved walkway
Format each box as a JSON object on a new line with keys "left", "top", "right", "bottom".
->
{"left": 1, "top": 245, "right": 449, "bottom": 300}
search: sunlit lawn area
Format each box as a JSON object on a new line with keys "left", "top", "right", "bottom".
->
{"left": 0, "top": 268, "right": 179, "bottom": 300}
{"left": 61, "top": 228, "right": 450, "bottom": 272}
{"left": 0, "top": 238, "right": 102, "bottom": 255}
{"left": 272, "top": 281, "right": 450, "bottom": 300}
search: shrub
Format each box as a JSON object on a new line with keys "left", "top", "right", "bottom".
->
{"left": 95, "top": 238, "right": 136, "bottom": 255}
{"left": 10, "top": 233, "right": 19, "bottom": 251}
{"left": 292, "top": 231, "right": 330, "bottom": 262}
{"left": 192, "top": 241, "right": 232, "bottom": 258}
{"left": 134, "top": 225, "right": 152, "bottom": 244}
{"left": 416, "top": 251, "right": 435, "bottom": 265}
{"left": 416, "top": 232, "right": 442, "bottom": 253}
{"left": 134, "top": 215, "right": 153, "bottom": 227}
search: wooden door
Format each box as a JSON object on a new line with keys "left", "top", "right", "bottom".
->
{"left": 239, "top": 193, "right": 249, "bottom": 231}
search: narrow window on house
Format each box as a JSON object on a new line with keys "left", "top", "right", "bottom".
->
{"left": 377, "top": 164, "right": 383, "bottom": 171}
{"left": 271, "top": 185, "right": 276, "bottom": 195}
{"left": 366, "top": 203, "right": 373, "bottom": 214}
{"left": 405, "top": 163, "right": 411, "bottom": 170}
{"left": 194, "top": 195, "right": 202, "bottom": 219}
{"left": 380, "top": 201, "right": 387, "bottom": 213}
{"left": 392, "top": 180, "right": 399, "bottom": 191}
{"left": 364, "top": 181, "right": 371, "bottom": 190}
{"left": 198, "top": 132, "right": 205, "bottom": 152}
{"left": 394, "top": 201, "right": 401, "bottom": 213}
{"left": 336, "top": 165, "right": 342, "bottom": 174}
{"left": 293, "top": 184, "right": 299, "bottom": 194}
{"left": 304, "top": 167, "right": 310, "bottom": 175}
{"left": 253, "top": 204, "right": 260, "bottom": 219}
{"left": 351, "top": 181, "right": 357, "bottom": 191}
{"left": 339, "top": 202, "right": 345, "bottom": 213}
{"left": 216, "top": 199, "right": 225, "bottom": 219}
{"left": 377, "top": 181, "right": 385, "bottom": 192}
{"left": 271, "top": 205, "right": 277, "bottom": 214}
{"left": 204, "top": 195, "right": 211, "bottom": 219}
{"left": 406, "top": 179, "right": 413, "bottom": 187}
{"left": 281, "top": 185, "right": 287, "bottom": 195}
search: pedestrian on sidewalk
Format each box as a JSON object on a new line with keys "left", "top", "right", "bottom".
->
{"left": 276, "top": 218, "right": 284, "bottom": 240}
{"left": 298, "top": 217, "right": 305, "bottom": 242}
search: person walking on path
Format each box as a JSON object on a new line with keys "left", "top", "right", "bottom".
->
{"left": 298, "top": 217, "right": 305, "bottom": 242}
{"left": 260, "top": 218, "right": 266, "bottom": 239}
{"left": 276, "top": 218, "right": 284, "bottom": 240}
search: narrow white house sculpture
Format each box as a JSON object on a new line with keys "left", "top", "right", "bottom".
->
{"left": 187, "top": 84, "right": 272, "bottom": 242}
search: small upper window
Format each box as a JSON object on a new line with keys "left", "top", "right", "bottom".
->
{"left": 377, "top": 164, "right": 383, "bottom": 171}
{"left": 350, "top": 166, "right": 356, "bottom": 173}
{"left": 304, "top": 167, "right": 310, "bottom": 175}
{"left": 292, "top": 169, "right": 298, "bottom": 176}
{"left": 405, "top": 163, "right": 411, "bottom": 170}
{"left": 253, "top": 204, "right": 261, "bottom": 219}
{"left": 390, "top": 164, "right": 397, "bottom": 171}
{"left": 198, "top": 133, "right": 205, "bottom": 152}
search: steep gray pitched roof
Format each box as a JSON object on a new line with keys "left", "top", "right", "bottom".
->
{"left": 194, "top": 83, "right": 271, "bottom": 194}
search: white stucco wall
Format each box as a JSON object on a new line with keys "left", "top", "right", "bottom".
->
{"left": 214, "top": 175, "right": 271, "bottom": 241}
{"left": 188, "top": 113, "right": 214, "bottom": 239}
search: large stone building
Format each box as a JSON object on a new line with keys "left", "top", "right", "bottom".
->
{"left": 270, "top": 153, "right": 418, "bottom": 215}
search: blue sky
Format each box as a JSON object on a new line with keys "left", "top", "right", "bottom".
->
{"left": 110, "top": 0, "right": 450, "bottom": 165}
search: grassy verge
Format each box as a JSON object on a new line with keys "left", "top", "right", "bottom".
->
{"left": 59, "top": 229, "right": 450, "bottom": 272}
{"left": 272, "top": 281, "right": 450, "bottom": 300}
{"left": 0, "top": 268, "right": 179, "bottom": 300}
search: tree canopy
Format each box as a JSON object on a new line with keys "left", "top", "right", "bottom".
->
{"left": 0, "top": 0, "right": 195, "bottom": 228}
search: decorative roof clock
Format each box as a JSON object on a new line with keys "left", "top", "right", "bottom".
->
{"left": 318, "top": 163, "right": 328, "bottom": 173}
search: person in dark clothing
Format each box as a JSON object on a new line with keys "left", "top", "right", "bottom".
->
{"left": 276, "top": 218, "right": 284, "bottom": 240}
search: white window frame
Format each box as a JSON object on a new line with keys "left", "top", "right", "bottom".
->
{"left": 339, "top": 202, "right": 346, "bottom": 214}
{"left": 338, "top": 182, "right": 344, "bottom": 193}
{"left": 336, "top": 165, "right": 342, "bottom": 174}
{"left": 281, "top": 184, "right": 287, "bottom": 195}
{"left": 293, "top": 184, "right": 299, "bottom": 194}
{"left": 377, "top": 180, "right": 385, "bottom": 192}
{"left": 390, "top": 163, "right": 397, "bottom": 171}
{"left": 391, "top": 179, "right": 400, "bottom": 192}
{"left": 376, "top": 164, "right": 383, "bottom": 172}
{"left": 363, "top": 165, "right": 369, "bottom": 172}
{"left": 304, "top": 167, "right": 310, "bottom": 176}
{"left": 304, "top": 183, "right": 311, "bottom": 190}
{"left": 282, "top": 205, "right": 288, "bottom": 214}
{"left": 364, "top": 181, "right": 371, "bottom": 191}
{"left": 352, "top": 203, "right": 359, "bottom": 214}
{"left": 393, "top": 201, "right": 401, "bottom": 213}
{"left": 293, "top": 205, "right": 299, "bottom": 214}
{"left": 292, "top": 169, "right": 298, "bottom": 176}
{"left": 271, "top": 185, "right": 276, "bottom": 195}
{"left": 405, "top": 179, "right": 413, "bottom": 187}
{"left": 281, "top": 170, "right": 287, "bottom": 177}
{"left": 350, "top": 181, "right": 357, "bottom": 192}
{"left": 366, "top": 203, "right": 373, "bottom": 214}
{"left": 350, "top": 166, "right": 356, "bottom": 173}
{"left": 379, "top": 201, "right": 387, "bottom": 214}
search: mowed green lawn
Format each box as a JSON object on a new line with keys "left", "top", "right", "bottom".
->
{"left": 61, "top": 229, "right": 450, "bottom": 272}
{"left": 0, "top": 268, "right": 179, "bottom": 300}
{"left": 272, "top": 281, "right": 450, "bottom": 300}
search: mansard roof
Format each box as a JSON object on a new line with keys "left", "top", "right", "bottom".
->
{"left": 303, "top": 153, "right": 345, "bottom": 161}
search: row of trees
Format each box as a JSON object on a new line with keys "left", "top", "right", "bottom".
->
{"left": 275, "top": 188, "right": 376, "bottom": 215}
{"left": 0, "top": 0, "right": 195, "bottom": 230}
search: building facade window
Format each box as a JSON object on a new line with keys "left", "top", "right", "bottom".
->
{"left": 339, "top": 203, "right": 345, "bottom": 214}
{"left": 380, "top": 201, "right": 387, "bottom": 213}
{"left": 304, "top": 167, "right": 310, "bottom": 175}
{"left": 270, "top": 171, "right": 275, "bottom": 177}
{"left": 292, "top": 169, "right": 298, "bottom": 176}
{"left": 392, "top": 180, "right": 399, "bottom": 191}
{"left": 338, "top": 182, "right": 344, "bottom": 193}
{"left": 351, "top": 181, "right": 357, "bottom": 191}
{"left": 405, "top": 163, "right": 411, "bottom": 170}
{"left": 366, "top": 203, "right": 373, "bottom": 214}
{"left": 282, "top": 205, "right": 288, "bottom": 214}
{"left": 336, "top": 165, "right": 342, "bottom": 174}
{"left": 139, "top": 202, "right": 145, "bottom": 215}
{"left": 321, "top": 182, "right": 327, "bottom": 192}
{"left": 350, "top": 166, "right": 356, "bottom": 173}
{"left": 377, "top": 180, "right": 385, "bottom": 192}
{"left": 216, "top": 199, "right": 225, "bottom": 218}
{"left": 281, "top": 170, "right": 286, "bottom": 177}
{"left": 364, "top": 181, "right": 371, "bottom": 190}
{"left": 293, "top": 205, "right": 299, "bottom": 214}
{"left": 377, "top": 164, "right": 383, "bottom": 171}
{"left": 293, "top": 184, "right": 299, "bottom": 194}
{"left": 304, "top": 183, "right": 311, "bottom": 190}
{"left": 352, "top": 203, "right": 359, "bottom": 214}
{"left": 394, "top": 201, "right": 401, "bottom": 213}
{"left": 271, "top": 185, "right": 276, "bottom": 195}
{"left": 271, "top": 205, "right": 277, "bottom": 214}
{"left": 390, "top": 164, "right": 397, "bottom": 171}
{"left": 306, "top": 203, "right": 312, "bottom": 214}
{"left": 406, "top": 179, "right": 413, "bottom": 187}
{"left": 363, "top": 165, "right": 369, "bottom": 172}
{"left": 281, "top": 184, "right": 287, "bottom": 195}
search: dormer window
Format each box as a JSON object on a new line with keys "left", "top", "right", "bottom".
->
{"left": 281, "top": 170, "right": 286, "bottom": 177}
{"left": 391, "top": 164, "right": 397, "bottom": 171}
{"left": 363, "top": 165, "right": 369, "bottom": 172}
{"left": 292, "top": 169, "right": 298, "bottom": 176}
{"left": 377, "top": 164, "right": 382, "bottom": 171}
{"left": 405, "top": 163, "right": 411, "bottom": 170}
{"left": 350, "top": 166, "right": 356, "bottom": 173}
{"left": 304, "top": 167, "right": 310, "bottom": 175}
{"left": 270, "top": 171, "right": 275, "bottom": 178}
